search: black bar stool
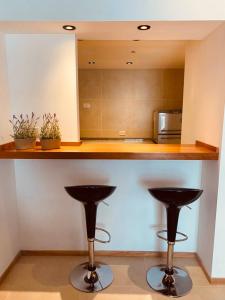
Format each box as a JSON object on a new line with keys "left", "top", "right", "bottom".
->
{"left": 65, "top": 185, "right": 116, "bottom": 293}
{"left": 147, "top": 187, "right": 203, "bottom": 297}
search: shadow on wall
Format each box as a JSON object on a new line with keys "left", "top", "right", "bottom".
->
{"left": 71, "top": 173, "right": 109, "bottom": 186}
{"left": 139, "top": 178, "right": 185, "bottom": 189}
{"left": 65, "top": 174, "right": 112, "bottom": 250}
{"left": 139, "top": 177, "right": 186, "bottom": 253}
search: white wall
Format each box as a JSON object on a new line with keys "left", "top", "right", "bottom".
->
{"left": 212, "top": 114, "right": 225, "bottom": 277}
{"left": 0, "top": 160, "right": 19, "bottom": 276}
{"left": 0, "top": 0, "right": 224, "bottom": 21}
{"left": 182, "top": 24, "right": 225, "bottom": 147}
{"left": 2, "top": 28, "right": 223, "bottom": 278}
{"left": 3, "top": 33, "right": 203, "bottom": 255}
{"left": 182, "top": 24, "right": 225, "bottom": 277}
{"left": 0, "top": 34, "right": 11, "bottom": 144}
{"left": 0, "top": 34, "right": 20, "bottom": 276}
{"left": 15, "top": 159, "right": 202, "bottom": 252}
{"left": 6, "top": 34, "right": 80, "bottom": 142}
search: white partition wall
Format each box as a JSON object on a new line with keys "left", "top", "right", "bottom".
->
{"left": 6, "top": 34, "right": 80, "bottom": 142}
{"left": 182, "top": 24, "right": 225, "bottom": 147}
{"left": 0, "top": 33, "right": 80, "bottom": 276}
{"left": 4, "top": 33, "right": 202, "bottom": 254}
{"left": 14, "top": 159, "right": 202, "bottom": 252}
{"left": 182, "top": 23, "right": 225, "bottom": 278}
{"left": 0, "top": 34, "right": 20, "bottom": 276}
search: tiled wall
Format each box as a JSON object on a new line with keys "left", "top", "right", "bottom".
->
{"left": 79, "top": 69, "right": 184, "bottom": 138}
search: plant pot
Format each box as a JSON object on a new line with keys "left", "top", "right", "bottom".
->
{"left": 14, "top": 138, "right": 36, "bottom": 150}
{"left": 40, "top": 139, "right": 61, "bottom": 150}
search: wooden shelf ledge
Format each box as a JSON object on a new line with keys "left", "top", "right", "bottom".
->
{"left": 0, "top": 140, "right": 219, "bottom": 160}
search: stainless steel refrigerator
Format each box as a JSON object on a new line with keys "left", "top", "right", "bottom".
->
{"left": 153, "top": 110, "right": 182, "bottom": 144}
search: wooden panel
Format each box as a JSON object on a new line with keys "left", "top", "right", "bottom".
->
{"left": 21, "top": 250, "right": 196, "bottom": 258}
{"left": 36, "top": 141, "right": 82, "bottom": 146}
{"left": 196, "top": 253, "right": 225, "bottom": 284}
{"left": 195, "top": 253, "right": 212, "bottom": 283}
{"left": 0, "top": 140, "right": 219, "bottom": 160}
{"left": 2, "top": 251, "right": 222, "bottom": 285}
{"left": 0, "top": 142, "right": 15, "bottom": 150}
{"left": 195, "top": 140, "right": 219, "bottom": 152}
{"left": 210, "top": 278, "right": 225, "bottom": 284}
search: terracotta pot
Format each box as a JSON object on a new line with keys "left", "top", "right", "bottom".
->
{"left": 40, "top": 139, "right": 61, "bottom": 150}
{"left": 14, "top": 138, "right": 36, "bottom": 150}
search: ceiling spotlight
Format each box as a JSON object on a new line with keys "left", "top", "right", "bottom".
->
{"left": 137, "top": 25, "right": 151, "bottom": 30}
{"left": 126, "top": 61, "right": 133, "bottom": 65}
{"left": 88, "top": 61, "right": 96, "bottom": 65}
{"left": 63, "top": 25, "right": 76, "bottom": 31}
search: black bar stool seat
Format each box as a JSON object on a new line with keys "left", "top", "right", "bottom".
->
{"left": 65, "top": 185, "right": 116, "bottom": 203}
{"left": 149, "top": 187, "right": 202, "bottom": 207}
{"left": 65, "top": 185, "right": 116, "bottom": 293}
{"left": 147, "top": 187, "right": 203, "bottom": 298}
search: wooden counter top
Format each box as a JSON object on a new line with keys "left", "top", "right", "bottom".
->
{"left": 0, "top": 140, "right": 219, "bottom": 160}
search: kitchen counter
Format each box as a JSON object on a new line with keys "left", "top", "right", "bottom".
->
{"left": 81, "top": 138, "right": 155, "bottom": 144}
{"left": 0, "top": 140, "right": 218, "bottom": 160}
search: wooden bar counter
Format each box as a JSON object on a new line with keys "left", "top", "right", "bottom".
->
{"left": 0, "top": 140, "right": 219, "bottom": 160}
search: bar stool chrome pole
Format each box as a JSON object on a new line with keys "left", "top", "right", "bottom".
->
{"left": 65, "top": 185, "right": 116, "bottom": 293}
{"left": 147, "top": 188, "right": 203, "bottom": 297}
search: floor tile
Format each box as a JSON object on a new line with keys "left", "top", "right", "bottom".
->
{"left": 0, "top": 255, "right": 224, "bottom": 300}
{"left": 78, "top": 286, "right": 153, "bottom": 300}
{"left": 0, "top": 291, "right": 8, "bottom": 300}
{"left": 97, "top": 256, "right": 147, "bottom": 288}
{"left": 4, "top": 291, "right": 63, "bottom": 300}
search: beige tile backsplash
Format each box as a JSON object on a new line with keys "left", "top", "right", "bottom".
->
{"left": 79, "top": 69, "right": 184, "bottom": 138}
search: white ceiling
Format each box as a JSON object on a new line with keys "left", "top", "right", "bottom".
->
{"left": 0, "top": 21, "right": 222, "bottom": 40}
{"left": 78, "top": 40, "right": 186, "bottom": 69}
{"left": 1, "top": 21, "right": 222, "bottom": 69}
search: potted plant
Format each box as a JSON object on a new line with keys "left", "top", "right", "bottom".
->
{"left": 10, "top": 113, "right": 38, "bottom": 150}
{"left": 40, "top": 113, "right": 61, "bottom": 150}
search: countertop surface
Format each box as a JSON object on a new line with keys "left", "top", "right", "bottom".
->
{"left": 0, "top": 140, "right": 219, "bottom": 160}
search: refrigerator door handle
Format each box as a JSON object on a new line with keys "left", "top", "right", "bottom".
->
{"left": 160, "top": 136, "right": 181, "bottom": 140}
{"left": 159, "top": 115, "right": 166, "bottom": 131}
{"left": 161, "top": 129, "right": 181, "bottom": 132}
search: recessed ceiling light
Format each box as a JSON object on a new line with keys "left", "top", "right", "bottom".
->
{"left": 88, "top": 61, "right": 96, "bottom": 65}
{"left": 126, "top": 61, "right": 133, "bottom": 65}
{"left": 137, "top": 25, "right": 151, "bottom": 30}
{"left": 63, "top": 25, "right": 76, "bottom": 31}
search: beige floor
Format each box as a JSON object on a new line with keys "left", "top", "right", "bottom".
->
{"left": 0, "top": 255, "right": 225, "bottom": 300}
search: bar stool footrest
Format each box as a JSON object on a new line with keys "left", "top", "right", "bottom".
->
{"left": 95, "top": 227, "right": 111, "bottom": 243}
{"left": 156, "top": 230, "right": 188, "bottom": 242}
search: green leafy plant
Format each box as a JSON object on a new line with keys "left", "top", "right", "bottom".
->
{"left": 40, "top": 113, "right": 61, "bottom": 140}
{"left": 9, "top": 113, "right": 39, "bottom": 139}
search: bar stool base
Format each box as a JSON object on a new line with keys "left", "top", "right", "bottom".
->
{"left": 147, "top": 264, "right": 192, "bottom": 298}
{"left": 70, "top": 262, "right": 113, "bottom": 293}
